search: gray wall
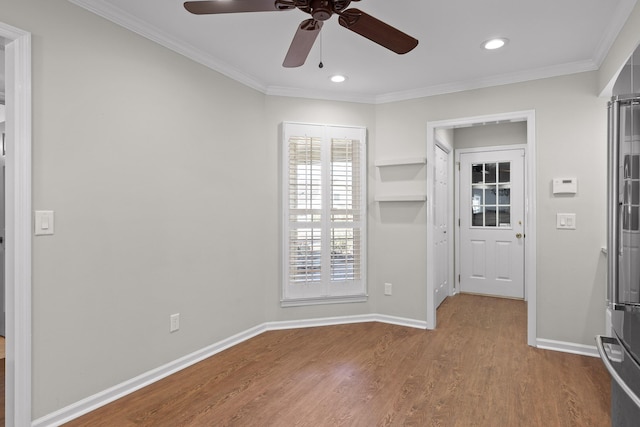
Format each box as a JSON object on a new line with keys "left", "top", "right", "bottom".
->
{"left": 3, "top": 0, "right": 271, "bottom": 417}
{"left": 453, "top": 122, "right": 527, "bottom": 149}
{"left": 0, "top": 0, "right": 639, "bottom": 420}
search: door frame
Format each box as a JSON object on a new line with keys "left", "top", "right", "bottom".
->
{"left": 426, "top": 110, "right": 537, "bottom": 347}
{"left": 455, "top": 145, "right": 526, "bottom": 298}
{"left": 1, "top": 21, "right": 32, "bottom": 426}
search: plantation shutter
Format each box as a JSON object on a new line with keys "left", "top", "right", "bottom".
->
{"left": 283, "top": 123, "right": 367, "bottom": 304}
{"left": 288, "top": 135, "right": 322, "bottom": 286}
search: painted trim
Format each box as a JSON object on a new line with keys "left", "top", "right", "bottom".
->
{"left": 0, "top": 21, "right": 32, "bottom": 427}
{"left": 425, "top": 128, "right": 436, "bottom": 329}
{"left": 280, "top": 295, "right": 368, "bottom": 307}
{"left": 265, "top": 314, "right": 379, "bottom": 331}
{"left": 266, "top": 314, "right": 427, "bottom": 331}
{"left": 265, "top": 85, "right": 376, "bottom": 105}
{"left": 591, "top": 0, "right": 638, "bottom": 69}
{"left": 525, "top": 112, "right": 538, "bottom": 347}
{"left": 536, "top": 339, "right": 600, "bottom": 358}
{"left": 67, "top": 0, "right": 268, "bottom": 94}
{"left": 371, "top": 314, "right": 428, "bottom": 330}
{"left": 376, "top": 60, "right": 598, "bottom": 105}
{"left": 32, "top": 314, "right": 426, "bottom": 427}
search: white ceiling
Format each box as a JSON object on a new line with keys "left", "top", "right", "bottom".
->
{"left": 64, "top": 0, "right": 640, "bottom": 103}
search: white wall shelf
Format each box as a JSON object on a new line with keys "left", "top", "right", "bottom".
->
{"left": 374, "top": 157, "right": 426, "bottom": 167}
{"left": 375, "top": 194, "right": 427, "bottom": 202}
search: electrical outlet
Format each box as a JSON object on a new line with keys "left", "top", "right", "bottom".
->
{"left": 384, "top": 283, "right": 392, "bottom": 296}
{"left": 170, "top": 313, "right": 180, "bottom": 332}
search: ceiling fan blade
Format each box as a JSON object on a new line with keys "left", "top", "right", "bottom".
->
{"left": 283, "top": 19, "right": 323, "bottom": 68}
{"left": 184, "top": 0, "right": 288, "bottom": 15}
{"left": 338, "top": 8, "right": 418, "bottom": 54}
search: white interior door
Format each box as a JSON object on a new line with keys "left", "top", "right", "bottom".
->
{"left": 434, "top": 145, "right": 449, "bottom": 307}
{"left": 459, "top": 149, "right": 525, "bottom": 298}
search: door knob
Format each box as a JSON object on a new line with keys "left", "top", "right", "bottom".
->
{"left": 516, "top": 233, "right": 522, "bottom": 239}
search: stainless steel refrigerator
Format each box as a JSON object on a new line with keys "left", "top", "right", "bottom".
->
{"left": 597, "top": 93, "right": 640, "bottom": 426}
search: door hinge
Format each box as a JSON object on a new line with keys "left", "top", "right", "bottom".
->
{"left": 458, "top": 218, "right": 461, "bottom": 226}
{"left": 458, "top": 274, "right": 461, "bottom": 283}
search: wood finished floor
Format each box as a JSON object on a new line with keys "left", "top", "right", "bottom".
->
{"left": 66, "top": 294, "right": 610, "bottom": 426}
{"left": 0, "top": 357, "right": 4, "bottom": 426}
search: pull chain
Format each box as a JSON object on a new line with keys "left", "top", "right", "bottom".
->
{"left": 318, "top": 31, "right": 324, "bottom": 68}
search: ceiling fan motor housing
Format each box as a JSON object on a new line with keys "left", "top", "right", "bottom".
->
{"left": 290, "top": 0, "right": 355, "bottom": 21}
{"left": 310, "top": 0, "right": 333, "bottom": 21}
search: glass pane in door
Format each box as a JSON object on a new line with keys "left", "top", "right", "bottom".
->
{"left": 499, "top": 162, "right": 510, "bottom": 182}
{"left": 470, "top": 161, "right": 512, "bottom": 228}
{"left": 472, "top": 164, "right": 484, "bottom": 183}
{"left": 485, "top": 163, "right": 496, "bottom": 183}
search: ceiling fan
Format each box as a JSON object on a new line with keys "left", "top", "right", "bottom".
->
{"left": 184, "top": 0, "right": 419, "bottom": 67}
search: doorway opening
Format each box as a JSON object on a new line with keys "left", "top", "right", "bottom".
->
{"left": 426, "top": 110, "right": 537, "bottom": 347}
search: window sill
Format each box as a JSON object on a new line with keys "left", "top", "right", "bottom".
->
{"left": 281, "top": 294, "right": 368, "bottom": 307}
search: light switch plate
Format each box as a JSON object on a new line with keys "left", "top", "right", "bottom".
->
{"left": 384, "top": 282, "right": 392, "bottom": 296}
{"left": 556, "top": 213, "right": 576, "bottom": 230}
{"left": 34, "top": 210, "right": 55, "bottom": 235}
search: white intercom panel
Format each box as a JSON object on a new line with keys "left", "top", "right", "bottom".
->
{"left": 552, "top": 177, "right": 577, "bottom": 195}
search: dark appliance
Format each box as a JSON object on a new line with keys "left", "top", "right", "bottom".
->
{"left": 597, "top": 93, "right": 640, "bottom": 427}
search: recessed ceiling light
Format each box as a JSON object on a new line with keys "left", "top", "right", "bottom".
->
{"left": 482, "top": 38, "right": 508, "bottom": 50}
{"left": 330, "top": 75, "right": 347, "bottom": 83}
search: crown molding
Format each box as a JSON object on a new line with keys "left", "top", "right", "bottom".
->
{"left": 67, "top": 0, "right": 627, "bottom": 106}
{"left": 265, "top": 85, "right": 376, "bottom": 104}
{"left": 592, "top": 0, "right": 638, "bottom": 68}
{"left": 375, "top": 59, "right": 599, "bottom": 104}
{"left": 67, "top": 0, "right": 268, "bottom": 94}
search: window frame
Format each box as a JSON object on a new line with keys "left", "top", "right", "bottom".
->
{"left": 281, "top": 122, "right": 367, "bottom": 306}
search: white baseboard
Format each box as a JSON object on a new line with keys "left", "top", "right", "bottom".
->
{"left": 264, "top": 314, "right": 378, "bottom": 330}
{"left": 32, "top": 314, "right": 425, "bottom": 427}
{"left": 265, "top": 313, "right": 427, "bottom": 331}
{"left": 372, "top": 314, "right": 428, "bottom": 329}
{"left": 536, "top": 338, "right": 600, "bottom": 358}
{"left": 32, "top": 323, "right": 268, "bottom": 427}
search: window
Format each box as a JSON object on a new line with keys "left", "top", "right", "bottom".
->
{"left": 282, "top": 122, "right": 367, "bottom": 305}
{"left": 470, "top": 161, "right": 512, "bottom": 228}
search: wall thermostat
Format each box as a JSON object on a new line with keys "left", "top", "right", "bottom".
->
{"left": 552, "top": 177, "right": 577, "bottom": 195}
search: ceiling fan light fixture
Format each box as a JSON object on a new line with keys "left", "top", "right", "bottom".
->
{"left": 482, "top": 38, "right": 508, "bottom": 50}
{"left": 330, "top": 74, "right": 347, "bottom": 83}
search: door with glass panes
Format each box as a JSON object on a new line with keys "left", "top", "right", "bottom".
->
{"left": 459, "top": 149, "right": 525, "bottom": 298}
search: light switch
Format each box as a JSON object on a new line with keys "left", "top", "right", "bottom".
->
{"left": 34, "top": 210, "right": 55, "bottom": 236}
{"left": 556, "top": 213, "right": 576, "bottom": 230}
